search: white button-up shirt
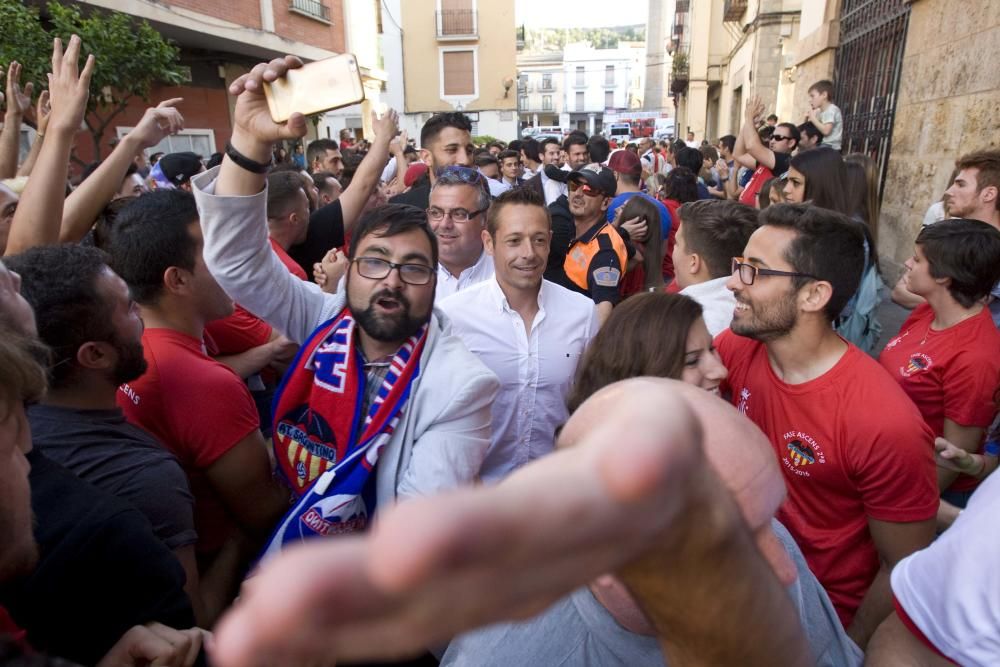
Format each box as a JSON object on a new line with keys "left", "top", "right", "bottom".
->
{"left": 435, "top": 250, "right": 495, "bottom": 302}
{"left": 439, "top": 278, "right": 599, "bottom": 482}
{"left": 680, "top": 276, "right": 737, "bottom": 337}
{"left": 540, "top": 168, "right": 567, "bottom": 205}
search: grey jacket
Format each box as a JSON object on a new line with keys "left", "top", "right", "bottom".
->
{"left": 192, "top": 167, "right": 499, "bottom": 507}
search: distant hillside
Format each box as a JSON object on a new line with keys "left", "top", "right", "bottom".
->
{"left": 522, "top": 25, "right": 646, "bottom": 51}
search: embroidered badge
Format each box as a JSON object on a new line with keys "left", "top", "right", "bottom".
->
{"left": 592, "top": 266, "right": 621, "bottom": 287}
{"left": 900, "top": 352, "right": 932, "bottom": 377}
{"left": 781, "top": 431, "right": 826, "bottom": 478}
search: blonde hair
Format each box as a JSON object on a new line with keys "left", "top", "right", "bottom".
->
{"left": 0, "top": 323, "right": 47, "bottom": 421}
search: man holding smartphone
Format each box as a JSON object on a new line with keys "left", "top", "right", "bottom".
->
{"left": 192, "top": 56, "right": 498, "bottom": 556}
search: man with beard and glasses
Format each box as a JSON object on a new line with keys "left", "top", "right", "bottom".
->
{"left": 715, "top": 204, "right": 938, "bottom": 651}
{"left": 192, "top": 55, "right": 498, "bottom": 559}
{"left": 104, "top": 190, "right": 292, "bottom": 622}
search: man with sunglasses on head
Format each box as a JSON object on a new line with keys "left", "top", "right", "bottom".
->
{"left": 563, "top": 164, "right": 629, "bottom": 324}
{"left": 192, "top": 56, "right": 498, "bottom": 558}
{"left": 428, "top": 166, "right": 495, "bottom": 301}
{"left": 734, "top": 96, "right": 799, "bottom": 208}
{"left": 715, "top": 204, "right": 938, "bottom": 651}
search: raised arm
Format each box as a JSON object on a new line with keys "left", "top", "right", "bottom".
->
{"left": 4, "top": 37, "right": 94, "bottom": 256}
{"left": 59, "top": 98, "right": 184, "bottom": 243}
{"left": 195, "top": 56, "right": 342, "bottom": 343}
{"left": 16, "top": 91, "right": 49, "bottom": 178}
{"left": 338, "top": 109, "right": 398, "bottom": 232}
{"left": 739, "top": 96, "right": 775, "bottom": 171}
{"left": 0, "top": 62, "right": 34, "bottom": 179}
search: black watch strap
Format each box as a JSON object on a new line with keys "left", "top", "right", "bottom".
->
{"left": 225, "top": 141, "right": 271, "bottom": 174}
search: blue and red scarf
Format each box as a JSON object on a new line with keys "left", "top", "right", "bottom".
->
{"left": 261, "top": 308, "right": 427, "bottom": 558}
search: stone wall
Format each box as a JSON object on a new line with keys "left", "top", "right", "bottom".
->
{"left": 879, "top": 0, "right": 1000, "bottom": 280}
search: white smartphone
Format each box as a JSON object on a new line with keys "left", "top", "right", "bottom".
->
{"left": 264, "top": 53, "right": 366, "bottom": 123}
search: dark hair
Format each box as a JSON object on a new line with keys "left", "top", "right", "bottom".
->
{"left": 306, "top": 139, "right": 340, "bottom": 168}
{"left": 488, "top": 141, "right": 506, "bottom": 151}
{"left": 498, "top": 149, "right": 519, "bottom": 162}
{"left": 420, "top": 112, "right": 472, "bottom": 148}
{"left": 267, "top": 171, "right": 306, "bottom": 219}
{"left": 3, "top": 245, "right": 115, "bottom": 390}
{"left": 675, "top": 147, "right": 703, "bottom": 174}
{"left": 758, "top": 177, "right": 782, "bottom": 209}
{"left": 539, "top": 137, "right": 560, "bottom": 152}
{"left": 797, "top": 122, "right": 823, "bottom": 146}
{"left": 915, "top": 219, "right": 1000, "bottom": 307}
{"left": 312, "top": 170, "right": 339, "bottom": 192}
{"left": 808, "top": 79, "right": 835, "bottom": 100}
{"left": 587, "top": 136, "right": 611, "bottom": 164}
{"left": 955, "top": 150, "right": 1000, "bottom": 213}
{"left": 758, "top": 126, "right": 774, "bottom": 143}
{"left": 678, "top": 200, "right": 759, "bottom": 279}
{"left": 0, "top": 321, "right": 48, "bottom": 419}
{"left": 563, "top": 133, "right": 588, "bottom": 152}
{"left": 486, "top": 186, "right": 550, "bottom": 239}
{"left": 104, "top": 189, "right": 200, "bottom": 305}
{"left": 205, "top": 152, "right": 224, "bottom": 170}
{"left": 718, "top": 135, "right": 736, "bottom": 154}
{"left": 699, "top": 145, "right": 719, "bottom": 164}
{"left": 567, "top": 292, "right": 704, "bottom": 414}
{"left": 766, "top": 114, "right": 779, "bottom": 122}
{"left": 659, "top": 166, "right": 699, "bottom": 203}
{"left": 507, "top": 139, "right": 524, "bottom": 153}
{"left": 92, "top": 197, "right": 137, "bottom": 251}
{"left": 775, "top": 123, "right": 800, "bottom": 150}
{"left": 348, "top": 203, "right": 438, "bottom": 267}
{"left": 844, "top": 154, "right": 879, "bottom": 243}
{"left": 759, "top": 204, "right": 865, "bottom": 321}
{"left": 620, "top": 196, "right": 663, "bottom": 290}
{"left": 472, "top": 147, "right": 491, "bottom": 159}
{"left": 789, "top": 148, "right": 851, "bottom": 216}
{"left": 474, "top": 153, "right": 499, "bottom": 169}
{"left": 521, "top": 138, "right": 541, "bottom": 163}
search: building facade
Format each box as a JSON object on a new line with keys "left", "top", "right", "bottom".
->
{"left": 516, "top": 51, "right": 565, "bottom": 131}
{"left": 670, "top": 0, "right": 801, "bottom": 143}
{"left": 561, "top": 41, "right": 645, "bottom": 135}
{"left": 395, "top": 0, "right": 518, "bottom": 142}
{"left": 29, "top": 0, "right": 382, "bottom": 166}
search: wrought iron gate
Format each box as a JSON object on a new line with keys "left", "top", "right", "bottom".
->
{"left": 833, "top": 0, "right": 911, "bottom": 199}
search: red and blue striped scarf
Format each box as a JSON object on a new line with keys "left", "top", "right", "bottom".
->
{"left": 262, "top": 308, "right": 426, "bottom": 558}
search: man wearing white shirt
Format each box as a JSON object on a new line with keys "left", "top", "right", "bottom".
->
{"left": 671, "top": 199, "right": 760, "bottom": 336}
{"left": 525, "top": 138, "right": 567, "bottom": 206}
{"left": 440, "top": 187, "right": 598, "bottom": 482}
{"left": 427, "top": 166, "right": 495, "bottom": 301}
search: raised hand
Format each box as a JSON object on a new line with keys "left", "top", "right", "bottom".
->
{"left": 4, "top": 62, "right": 34, "bottom": 118}
{"left": 229, "top": 56, "right": 309, "bottom": 144}
{"left": 371, "top": 107, "right": 400, "bottom": 144}
{"left": 45, "top": 36, "right": 95, "bottom": 135}
{"left": 620, "top": 215, "right": 649, "bottom": 243}
{"left": 127, "top": 98, "right": 185, "bottom": 149}
{"left": 35, "top": 90, "right": 50, "bottom": 135}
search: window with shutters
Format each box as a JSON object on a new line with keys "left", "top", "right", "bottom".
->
{"left": 437, "top": 0, "right": 477, "bottom": 38}
{"left": 576, "top": 91, "right": 584, "bottom": 111}
{"left": 442, "top": 50, "right": 475, "bottom": 96}
{"left": 605, "top": 90, "right": 614, "bottom": 109}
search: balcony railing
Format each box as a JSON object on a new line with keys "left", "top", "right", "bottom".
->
{"left": 436, "top": 9, "right": 477, "bottom": 38}
{"left": 539, "top": 82, "right": 555, "bottom": 92}
{"left": 290, "top": 0, "right": 330, "bottom": 22}
{"left": 723, "top": 0, "right": 748, "bottom": 22}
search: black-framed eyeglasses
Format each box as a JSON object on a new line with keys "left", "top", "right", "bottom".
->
{"left": 353, "top": 257, "right": 434, "bottom": 285}
{"left": 731, "top": 257, "right": 818, "bottom": 286}
{"left": 426, "top": 206, "right": 489, "bottom": 223}
{"left": 770, "top": 135, "right": 792, "bottom": 142}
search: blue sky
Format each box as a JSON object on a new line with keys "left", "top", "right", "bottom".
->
{"left": 515, "top": 0, "right": 650, "bottom": 28}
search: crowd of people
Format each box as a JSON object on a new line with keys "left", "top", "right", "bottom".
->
{"left": 1, "top": 40, "right": 999, "bottom": 667}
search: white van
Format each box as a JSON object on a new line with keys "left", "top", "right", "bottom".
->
{"left": 606, "top": 123, "right": 632, "bottom": 144}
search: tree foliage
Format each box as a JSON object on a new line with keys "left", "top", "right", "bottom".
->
{"left": 0, "top": 0, "right": 185, "bottom": 159}
{"left": 523, "top": 25, "right": 646, "bottom": 52}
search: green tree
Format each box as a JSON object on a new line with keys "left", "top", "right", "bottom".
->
{"left": 0, "top": 0, "right": 185, "bottom": 160}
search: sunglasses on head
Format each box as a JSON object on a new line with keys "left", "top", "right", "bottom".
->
{"left": 568, "top": 181, "right": 605, "bottom": 197}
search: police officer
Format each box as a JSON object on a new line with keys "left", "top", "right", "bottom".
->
{"left": 564, "top": 164, "right": 628, "bottom": 324}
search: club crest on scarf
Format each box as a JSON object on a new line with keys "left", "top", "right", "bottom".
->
{"left": 263, "top": 309, "right": 427, "bottom": 560}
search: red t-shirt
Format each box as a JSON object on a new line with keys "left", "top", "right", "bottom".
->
{"left": 716, "top": 330, "right": 938, "bottom": 627}
{"left": 118, "top": 328, "right": 261, "bottom": 554}
{"left": 878, "top": 304, "right": 1000, "bottom": 492}
{"left": 204, "top": 305, "right": 273, "bottom": 356}
{"left": 270, "top": 237, "right": 309, "bottom": 281}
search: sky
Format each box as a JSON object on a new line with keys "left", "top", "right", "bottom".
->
{"left": 514, "top": 0, "right": 649, "bottom": 29}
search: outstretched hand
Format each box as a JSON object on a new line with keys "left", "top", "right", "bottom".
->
{"left": 128, "top": 98, "right": 185, "bottom": 149}
{"left": 45, "top": 36, "right": 95, "bottom": 135}
{"left": 229, "top": 56, "right": 309, "bottom": 143}
{"left": 3, "top": 62, "right": 34, "bottom": 118}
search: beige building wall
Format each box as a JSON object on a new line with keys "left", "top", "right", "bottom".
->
{"left": 879, "top": 0, "right": 1000, "bottom": 278}
{"left": 791, "top": 0, "right": 840, "bottom": 109}
{"left": 400, "top": 0, "right": 517, "bottom": 116}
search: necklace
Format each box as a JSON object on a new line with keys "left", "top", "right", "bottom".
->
{"left": 921, "top": 309, "right": 980, "bottom": 345}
